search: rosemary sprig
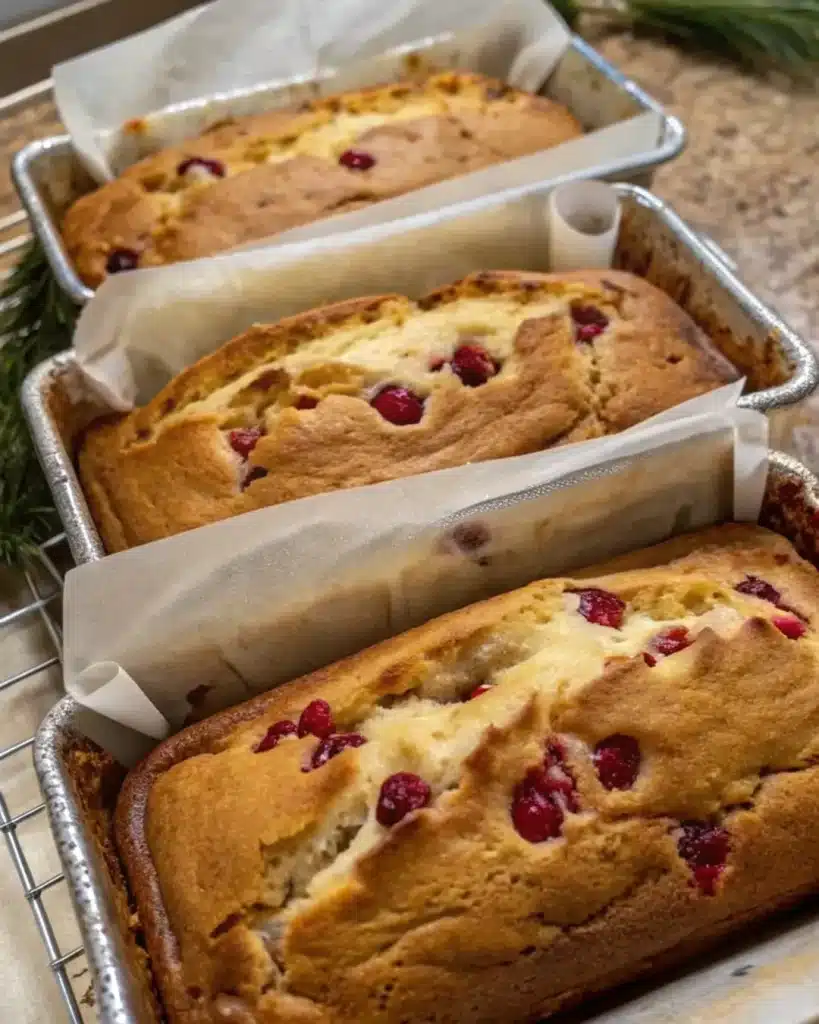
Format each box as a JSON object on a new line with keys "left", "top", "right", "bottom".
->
{"left": 0, "top": 237, "right": 77, "bottom": 566}
{"left": 557, "top": 0, "right": 819, "bottom": 73}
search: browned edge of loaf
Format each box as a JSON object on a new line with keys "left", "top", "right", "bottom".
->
{"left": 66, "top": 739, "right": 164, "bottom": 1022}
{"left": 76, "top": 269, "right": 739, "bottom": 555}
{"left": 114, "top": 523, "right": 801, "bottom": 1024}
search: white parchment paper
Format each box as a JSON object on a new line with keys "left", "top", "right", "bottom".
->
{"left": 53, "top": 0, "right": 571, "bottom": 180}
{"left": 63, "top": 383, "right": 768, "bottom": 761}
{"left": 51, "top": 0, "right": 661, "bottom": 235}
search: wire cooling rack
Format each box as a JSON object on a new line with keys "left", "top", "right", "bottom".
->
{"left": 0, "top": 535, "right": 93, "bottom": 1023}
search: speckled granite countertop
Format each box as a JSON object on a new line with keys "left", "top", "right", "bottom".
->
{"left": 592, "top": 33, "right": 819, "bottom": 345}
{"left": 0, "top": 33, "right": 817, "bottom": 342}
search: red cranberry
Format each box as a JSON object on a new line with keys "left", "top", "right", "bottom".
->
{"left": 451, "top": 344, "right": 497, "bottom": 387}
{"left": 511, "top": 771, "right": 564, "bottom": 843}
{"left": 677, "top": 821, "right": 730, "bottom": 894}
{"left": 177, "top": 156, "right": 226, "bottom": 178}
{"left": 576, "top": 324, "right": 603, "bottom": 342}
{"left": 643, "top": 652, "right": 657, "bottom": 667}
{"left": 773, "top": 615, "right": 806, "bottom": 639}
{"left": 647, "top": 626, "right": 692, "bottom": 661}
{"left": 255, "top": 720, "right": 297, "bottom": 753}
{"left": 376, "top": 772, "right": 431, "bottom": 826}
{"left": 339, "top": 149, "right": 376, "bottom": 171}
{"left": 691, "top": 865, "right": 723, "bottom": 896}
{"left": 297, "top": 699, "right": 335, "bottom": 739}
{"left": 295, "top": 395, "right": 319, "bottom": 410}
{"left": 467, "top": 683, "right": 493, "bottom": 700}
{"left": 229, "top": 427, "right": 261, "bottom": 458}
{"left": 106, "top": 248, "right": 139, "bottom": 273}
{"left": 306, "top": 732, "right": 367, "bottom": 771}
{"left": 735, "top": 575, "right": 782, "bottom": 605}
{"left": 778, "top": 480, "right": 801, "bottom": 503}
{"left": 570, "top": 587, "right": 625, "bottom": 629}
{"left": 370, "top": 386, "right": 424, "bottom": 425}
{"left": 571, "top": 304, "right": 608, "bottom": 342}
{"left": 593, "top": 734, "right": 641, "bottom": 790}
{"left": 451, "top": 522, "right": 490, "bottom": 552}
{"left": 243, "top": 466, "right": 269, "bottom": 487}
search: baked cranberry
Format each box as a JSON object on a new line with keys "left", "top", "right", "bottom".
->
{"left": 643, "top": 652, "right": 657, "bottom": 667}
{"left": 106, "top": 248, "right": 139, "bottom": 273}
{"left": 778, "top": 480, "right": 801, "bottom": 503}
{"left": 773, "top": 615, "right": 806, "bottom": 639}
{"left": 451, "top": 522, "right": 491, "bottom": 552}
{"left": 511, "top": 771, "right": 564, "bottom": 843}
{"left": 544, "top": 738, "right": 568, "bottom": 766}
{"left": 646, "top": 626, "right": 692, "bottom": 662}
{"left": 376, "top": 772, "right": 431, "bottom": 826}
{"left": 177, "top": 156, "right": 226, "bottom": 178}
{"left": 229, "top": 427, "right": 261, "bottom": 458}
{"left": 593, "top": 734, "right": 641, "bottom": 790}
{"left": 467, "top": 683, "right": 493, "bottom": 700}
{"left": 295, "top": 395, "right": 319, "bottom": 409}
{"left": 297, "top": 699, "right": 335, "bottom": 739}
{"left": 570, "top": 587, "right": 625, "bottom": 628}
{"left": 571, "top": 303, "right": 608, "bottom": 342}
{"left": 735, "top": 575, "right": 782, "bottom": 605}
{"left": 339, "top": 148, "right": 376, "bottom": 170}
{"left": 306, "top": 732, "right": 367, "bottom": 771}
{"left": 370, "top": 386, "right": 424, "bottom": 425}
{"left": 691, "top": 865, "right": 723, "bottom": 896}
{"left": 451, "top": 344, "right": 497, "bottom": 387}
{"left": 256, "top": 720, "right": 297, "bottom": 753}
{"left": 677, "top": 821, "right": 730, "bottom": 895}
{"left": 243, "top": 466, "right": 269, "bottom": 486}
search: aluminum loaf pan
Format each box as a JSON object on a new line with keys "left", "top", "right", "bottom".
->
{"left": 20, "top": 183, "right": 819, "bottom": 566}
{"left": 33, "top": 448, "right": 819, "bottom": 1024}
{"left": 12, "top": 36, "right": 685, "bottom": 307}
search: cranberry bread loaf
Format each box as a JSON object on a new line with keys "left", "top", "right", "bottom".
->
{"left": 61, "top": 72, "right": 582, "bottom": 288}
{"left": 77, "top": 269, "right": 737, "bottom": 552}
{"left": 117, "top": 524, "right": 819, "bottom": 1024}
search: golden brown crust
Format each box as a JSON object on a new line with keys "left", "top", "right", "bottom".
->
{"left": 78, "top": 269, "right": 737, "bottom": 553}
{"left": 115, "top": 524, "right": 819, "bottom": 1024}
{"left": 61, "top": 72, "right": 582, "bottom": 288}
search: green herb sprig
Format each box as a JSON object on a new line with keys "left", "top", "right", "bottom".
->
{"left": 0, "top": 238, "right": 77, "bottom": 566}
{"left": 554, "top": 0, "right": 819, "bottom": 74}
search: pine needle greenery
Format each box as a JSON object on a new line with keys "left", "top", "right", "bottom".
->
{"left": 554, "top": 0, "right": 819, "bottom": 73}
{"left": 0, "top": 238, "right": 77, "bottom": 566}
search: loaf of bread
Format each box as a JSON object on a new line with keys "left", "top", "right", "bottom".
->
{"left": 61, "top": 72, "right": 583, "bottom": 288}
{"left": 116, "top": 524, "right": 819, "bottom": 1023}
{"left": 77, "top": 269, "right": 737, "bottom": 552}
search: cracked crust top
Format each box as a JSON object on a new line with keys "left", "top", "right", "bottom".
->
{"left": 116, "top": 524, "right": 819, "bottom": 1024}
{"left": 60, "top": 71, "right": 582, "bottom": 288}
{"left": 77, "top": 269, "right": 737, "bottom": 552}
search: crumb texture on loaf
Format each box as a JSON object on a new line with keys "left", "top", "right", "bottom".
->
{"left": 61, "top": 72, "right": 582, "bottom": 287}
{"left": 77, "top": 269, "right": 736, "bottom": 552}
{"left": 115, "top": 525, "right": 819, "bottom": 1024}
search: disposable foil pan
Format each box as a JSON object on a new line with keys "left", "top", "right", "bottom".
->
{"left": 12, "top": 36, "right": 685, "bottom": 306}
{"left": 32, "top": 448, "right": 819, "bottom": 1024}
{"left": 20, "top": 182, "right": 819, "bottom": 566}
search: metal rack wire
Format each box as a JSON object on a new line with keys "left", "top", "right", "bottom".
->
{"left": 0, "top": 535, "right": 92, "bottom": 1022}
{"left": 0, "top": 75, "right": 90, "bottom": 1024}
